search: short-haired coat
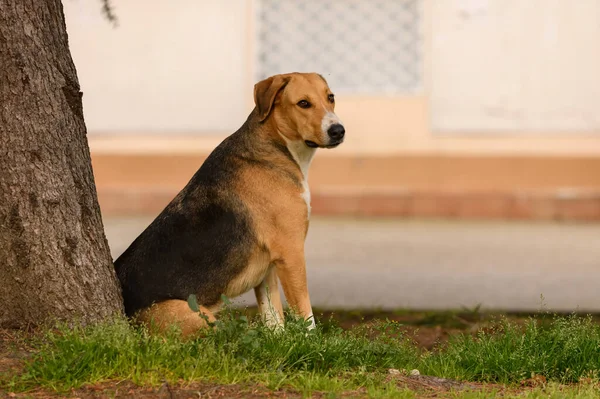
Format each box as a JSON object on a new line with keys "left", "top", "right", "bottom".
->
{"left": 114, "top": 73, "right": 345, "bottom": 336}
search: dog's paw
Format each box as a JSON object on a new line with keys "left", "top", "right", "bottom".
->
{"left": 307, "top": 315, "right": 316, "bottom": 330}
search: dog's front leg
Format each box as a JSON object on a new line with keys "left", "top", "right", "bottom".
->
{"left": 254, "top": 266, "right": 284, "bottom": 328}
{"left": 276, "top": 251, "right": 315, "bottom": 330}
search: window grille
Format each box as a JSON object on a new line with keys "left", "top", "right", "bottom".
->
{"left": 256, "top": 0, "right": 422, "bottom": 94}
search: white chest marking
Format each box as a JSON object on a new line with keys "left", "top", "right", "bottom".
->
{"left": 281, "top": 136, "right": 316, "bottom": 218}
{"left": 301, "top": 180, "right": 311, "bottom": 216}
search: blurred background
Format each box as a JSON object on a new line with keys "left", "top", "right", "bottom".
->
{"left": 63, "top": 0, "right": 600, "bottom": 313}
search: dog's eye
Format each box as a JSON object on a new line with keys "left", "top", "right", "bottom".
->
{"left": 297, "top": 100, "right": 311, "bottom": 109}
{"left": 328, "top": 94, "right": 335, "bottom": 103}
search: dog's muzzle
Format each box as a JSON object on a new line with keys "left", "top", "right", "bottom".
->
{"left": 304, "top": 123, "right": 346, "bottom": 149}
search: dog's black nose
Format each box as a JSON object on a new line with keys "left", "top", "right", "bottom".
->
{"left": 327, "top": 124, "right": 345, "bottom": 140}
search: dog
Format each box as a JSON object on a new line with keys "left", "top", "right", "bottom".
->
{"left": 114, "top": 72, "right": 345, "bottom": 336}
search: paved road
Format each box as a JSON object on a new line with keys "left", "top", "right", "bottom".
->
{"left": 104, "top": 216, "right": 600, "bottom": 312}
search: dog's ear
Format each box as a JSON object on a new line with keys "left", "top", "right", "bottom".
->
{"left": 254, "top": 75, "right": 290, "bottom": 122}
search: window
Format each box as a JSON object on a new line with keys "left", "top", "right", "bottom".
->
{"left": 256, "top": 0, "right": 422, "bottom": 94}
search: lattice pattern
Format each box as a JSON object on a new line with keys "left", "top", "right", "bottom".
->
{"left": 256, "top": 0, "right": 422, "bottom": 94}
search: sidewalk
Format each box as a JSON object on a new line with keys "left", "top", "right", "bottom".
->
{"left": 104, "top": 216, "right": 600, "bottom": 312}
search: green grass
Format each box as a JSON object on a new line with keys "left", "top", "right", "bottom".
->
{"left": 3, "top": 310, "right": 600, "bottom": 397}
{"left": 6, "top": 311, "right": 421, "bottom": 395}
{"left": 424, "top": 314, "right": 600, "bottom": 384}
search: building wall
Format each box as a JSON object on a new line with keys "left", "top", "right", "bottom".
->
{"left": 64, "top": 0, "right": 600, "bottom": 157}
{"left": 430, "top": 0, "right": 600, "bottom": 132}
{"left": 63, "top": 1, "right": 600, "bottom": 219}
{"left": 64, "top": 0, "right": 251, "bottom": 133}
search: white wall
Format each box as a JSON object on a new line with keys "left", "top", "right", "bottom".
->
{"left": 63, "top": 0, "right": 250, "bottom": 134}
{"left": 65, "top": 0, "right": 600, "bottom": 149}
{"left": 430, "top": 0, "right": 600, "bottom": 133}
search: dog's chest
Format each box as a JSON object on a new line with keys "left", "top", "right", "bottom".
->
{"left": 283, "top": 139, "right": 315, "bottom": 219}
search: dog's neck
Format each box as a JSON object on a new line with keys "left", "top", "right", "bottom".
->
{"left": 248, "top": 113, "right": 316, "bottom": 179}
{"left": 279, "top": 134, "right": 316, "bottom": 179}
{"left": 249, "top": 116, "right": 315, "bottom": 216}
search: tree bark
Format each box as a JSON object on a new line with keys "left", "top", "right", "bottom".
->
{"left": 0, "top": 0, "right": 124, "bottom": 328}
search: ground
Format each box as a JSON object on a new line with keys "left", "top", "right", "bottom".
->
{"left": 2, "top": 309, "right": 598, "bottom": 398}
{"left": 3, "top": 217, "right": 599, "bottom": 397}
{"left": 1, "top": 377, "right": 503, "bottom": 398}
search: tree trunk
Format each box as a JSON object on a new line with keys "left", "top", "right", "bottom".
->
{"left": 0, "top": 0, "right": 124, "bottom": 328}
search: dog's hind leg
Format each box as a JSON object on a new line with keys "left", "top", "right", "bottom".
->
{"left": 134, "top": 299, "right": 217, "bottom": 338}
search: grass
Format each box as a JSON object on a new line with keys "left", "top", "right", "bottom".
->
{"left": 3, "top": 309, "right": 600, "bottom": 397}
{"left": 7, "top": 312, "right": 420, "bottom": 394}
{"left": 424, "top": 314, "right": 600, "bottom": 383}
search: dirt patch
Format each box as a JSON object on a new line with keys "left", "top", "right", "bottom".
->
{"left": 0, "top": 329, "right": 30, "bottom": 378}
{"left": 386, "top": 373, "right": 506, "bottom": 396}
{"left": 3, "top": 377, "right": 507, "bottom": 399}
{"left": 4, "top": 381, "right": 305, "bottom": 399}
{"left": 316, "top": 309, "right": 501, "bottom": 350}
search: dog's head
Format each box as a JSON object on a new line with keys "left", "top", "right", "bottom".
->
{"left": 254, "top": 73, "right": 344, "bottom": 149}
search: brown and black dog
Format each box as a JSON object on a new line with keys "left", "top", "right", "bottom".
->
{"left": 114, "top": 72, "right": 345, "bottom": 336}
